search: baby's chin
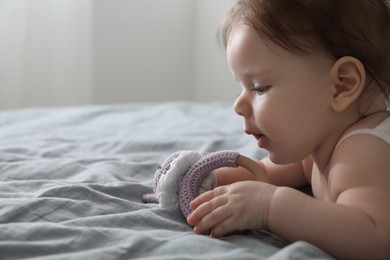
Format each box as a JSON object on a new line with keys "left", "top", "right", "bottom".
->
{"left": 267, "top": 152, "right": 303, "bottom": 165}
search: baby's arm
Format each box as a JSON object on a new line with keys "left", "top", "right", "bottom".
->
{"left": 189, "top": 136, "right": 390, "bottom": 258}
{"left": 268, "top": 136, "right": 390, "bottom": 259}
{"left": 216, "top": 156, "right": 310, "bottom": 188}
{"left": 268, "top": 184, "right": 390, "bottom": 259}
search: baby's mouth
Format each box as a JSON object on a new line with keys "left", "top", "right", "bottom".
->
{"left": 253, "top": 134, "right": 267, "bottom": 148}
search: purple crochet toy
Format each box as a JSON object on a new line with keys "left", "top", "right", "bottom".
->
{"left": 142, "top": 150, "right": 268, "bottom": 218}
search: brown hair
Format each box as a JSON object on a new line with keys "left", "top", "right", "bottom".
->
{"left": 219, "top": 0, "right": 390, "bottom": 100}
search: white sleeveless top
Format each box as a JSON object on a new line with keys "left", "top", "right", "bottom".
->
{"left": 337, "top": 117, "right": 390, "bottom": 146}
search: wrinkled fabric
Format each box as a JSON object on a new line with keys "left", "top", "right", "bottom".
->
{"left": 0, "top": 102, "right": 332, "bottom": 259}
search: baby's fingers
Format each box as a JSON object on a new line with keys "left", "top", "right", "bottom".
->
{"left": 190, "top": 202, "right": 231, "bottom": 235}
{"left": 189, "top": 190, "right": 214, "bottom": 210}
{"left": 187, "top": 188, "right": 229, "bottom": 231}
{"left": 209, "top": 216, "right": 239, "bottom": 238}
{"left": 187, "top": 193, "right": 221, "bottom": 226}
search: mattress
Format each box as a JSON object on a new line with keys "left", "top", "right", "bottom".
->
{"left": 0, "top": 102, "right": 332, "bottom": 259}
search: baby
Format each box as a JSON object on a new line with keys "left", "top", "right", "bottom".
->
{"left": 187, "top": 1, "right": 390, "bottom": 259}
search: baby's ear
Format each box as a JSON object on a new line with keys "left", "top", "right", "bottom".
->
{"left": 329, "top": 56, "right": 365, "bottom": 112}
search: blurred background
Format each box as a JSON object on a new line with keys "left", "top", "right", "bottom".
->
{"left": 0, "top": 0, "right": 237, "bottom": 110}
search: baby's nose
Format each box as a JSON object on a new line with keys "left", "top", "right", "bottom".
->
{"left": 233, "top": 93, "right": 251, "bottom": 118}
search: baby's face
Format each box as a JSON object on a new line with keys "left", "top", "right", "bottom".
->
{"left": 227, "top": 24, "right": 335, "bottom": 164}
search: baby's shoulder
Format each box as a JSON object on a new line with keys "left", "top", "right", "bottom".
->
{"left": 336, "top": 112, "right": 390, "bottom": 148}
{"left": 329, "top": 112, "right": 390, "bottom": 198}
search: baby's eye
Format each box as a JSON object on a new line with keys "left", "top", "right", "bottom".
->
{"left": 253, "top": 86, "right": 271, "bottom": 96}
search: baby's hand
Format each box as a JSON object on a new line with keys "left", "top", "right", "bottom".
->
{"left": 187, "top": 181, "right": 276, "bottom": 237}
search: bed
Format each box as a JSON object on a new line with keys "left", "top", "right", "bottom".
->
{"left": 0, "top": 102, "right": 333, "bottom": 259}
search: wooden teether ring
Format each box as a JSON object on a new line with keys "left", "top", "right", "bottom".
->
{"left": 236, "top": 154, "right": 269, "bottom": 183}
{"left": 178, "top": 151, "right": 268, "bottom": 217}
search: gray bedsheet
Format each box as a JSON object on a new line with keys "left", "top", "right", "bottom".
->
{"left": 0, "top": 102, "right": 333, "bottom": 259}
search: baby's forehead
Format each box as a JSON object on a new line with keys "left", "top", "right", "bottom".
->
{"left": 227, "top": 25, "right": 250, "bottom": 47}
{"left": 226, "top": 24, "right": 310, "bottom": 62}
{"left": 227, "top": 23, "right": 317, "bottom": 56}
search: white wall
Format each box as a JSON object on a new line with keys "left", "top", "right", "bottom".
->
{"left": 193, "top": 0, "right": 237, "bottom": 102}
{"left": 93, "top": 0, "right": 196, "bottom": 103}
{"left": 0, "top": 0, "right": 236, "bottom": 110}
{"left": 0, "top": 0, "right": 92, "bottom": 110}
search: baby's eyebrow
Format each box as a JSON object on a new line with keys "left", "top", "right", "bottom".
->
{"left": 232, "top": 67, "right": 273, "bottom": 84}
{"left": 244, "top": 68, "right": 272, "bottom": 77}
{"left": 243, "top": 71, "right": 273, "bottom": 82}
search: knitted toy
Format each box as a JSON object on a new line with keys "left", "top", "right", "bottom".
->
{"left": 142, "top": 150, "right": 268, "bottom": 218}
